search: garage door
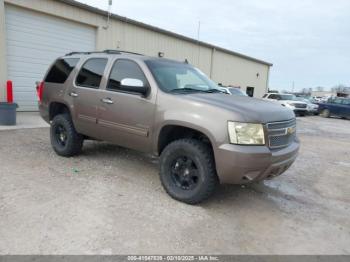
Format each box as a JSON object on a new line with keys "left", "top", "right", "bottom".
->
{"left": 5, "top": 5, "right": 96, "bottom": 111}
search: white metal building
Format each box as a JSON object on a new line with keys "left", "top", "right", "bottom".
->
{"left": 0, "top": 0, "right": 272, "bottom": 111}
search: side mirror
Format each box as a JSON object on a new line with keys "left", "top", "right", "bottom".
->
{"left": 120, "top": 78, "right": 149, "bottom": 96}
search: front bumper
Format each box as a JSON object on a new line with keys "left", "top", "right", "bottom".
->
{"left": 215, "top": 139, "right": 299, "bottom": 184}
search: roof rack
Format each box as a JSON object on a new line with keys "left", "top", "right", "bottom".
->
{"left": 65, "top": 49, "right": 144, "bottom": 56}
{"left": 103, "top": 49, "right": 143, "bottom": 55}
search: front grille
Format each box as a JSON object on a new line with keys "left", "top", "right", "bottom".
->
{"left": 266, "top": 119, "right": 296, "bottom": 149}
{"left": 293, "top": 103, "right": 307, "bottom": 109}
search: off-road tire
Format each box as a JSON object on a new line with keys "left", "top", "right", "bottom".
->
{"left": 321, "top": 109, "right": 330, "bottom": 118}
{"left": 50, "top": 114, "right": 83, "bottom": 157}
{"left": 159, "top": 139, "right": 218, "bottom": 204}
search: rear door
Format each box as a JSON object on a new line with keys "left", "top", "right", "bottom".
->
{"left": 97, "top": 58, "right": 156, "bottom": 152}
{"left": 70, "top": 57, "right": 108, "bottom": 137}
{"left": 330, "top": 98, "right": 343, "bottom": 116}
{"left": 340, "top": 99, "right": 350, "bottom": 117}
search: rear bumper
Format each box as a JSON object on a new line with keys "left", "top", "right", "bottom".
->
{"left": 38, "top": 102, "right": 50, "bottom": 123}
{"left": 215, "top": 139, "right": 299, "bottom": 184}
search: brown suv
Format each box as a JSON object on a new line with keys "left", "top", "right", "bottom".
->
{"left": 38, "top": 50, "right": 299, "bottom": 204}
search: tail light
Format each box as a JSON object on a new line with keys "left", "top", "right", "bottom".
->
{"left": 36, "top": 81, "right": 44, "bottom": 102}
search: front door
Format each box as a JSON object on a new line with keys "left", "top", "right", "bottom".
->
{"left": 71, "top": 58, "right": 108, "bottom": 137}
{"left": 97, "top": 59, "right": 156, "bottom": 152}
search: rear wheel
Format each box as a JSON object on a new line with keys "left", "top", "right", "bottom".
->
{"left": 321, "top": 109, "right": 330, "bottom": 118}
{"left": 51, "top": 114, "right": 83, "bottom": 157}
{"left": 159, "top": 139, "right": 218, "bottom": 204}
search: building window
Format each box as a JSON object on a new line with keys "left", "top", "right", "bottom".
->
{"left": 246, "top": 86, "right": 255, "bottom": 97}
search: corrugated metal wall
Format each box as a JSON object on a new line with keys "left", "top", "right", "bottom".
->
{"left": 1, "top": 0, "right": 270, "bottom": 100}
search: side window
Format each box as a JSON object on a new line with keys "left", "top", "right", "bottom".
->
{"left": 107, "top": 59, "right": 148, "bottom": 92}
{"left": 45, "top": 58, "right": 79, "bottom": 84}
{"left": 333, "top": 98, "right": 343, "bottom": 104}
{"left": 269, "top": 94, "right": 278, "bottom": 99}
{"left": 76, "top": 58, "right": 108, "bottom": 88}
{"left": 342, "top": 99, "right": 350, "bottom": 105}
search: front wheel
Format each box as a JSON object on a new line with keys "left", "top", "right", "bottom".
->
{"left": 159, "top": 139, "right": 218, "bottom": 204}
{"left": 50, "top": 114, "right": 83, "bottom": 157}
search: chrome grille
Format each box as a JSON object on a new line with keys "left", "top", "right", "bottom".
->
{"left": 266, "top": 119, "right": 296, "bottom": 149}
{"left": 293, "top": 103, "right": 307, "bottom": 109}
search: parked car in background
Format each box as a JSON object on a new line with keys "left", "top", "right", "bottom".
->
{"left": 313, "top": 96, "right": 329, "bottom": 103}
{"left": 262, "top": 93, "right": 308, "bottom": 116}
{"left": 223, "top": 87, "right": 248, "bottom": 96}
{"left": 318, "top": 97, "right": 350, "bottom": 119}
{"left": 295, "top": 97, "right": 319, "bottom": 115}
{"left": 37, "top": 50, "right": 299, "bottom": 204}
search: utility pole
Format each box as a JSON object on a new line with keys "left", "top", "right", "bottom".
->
{"left": 292, "top": 81, "right": 295, "bottom": 93}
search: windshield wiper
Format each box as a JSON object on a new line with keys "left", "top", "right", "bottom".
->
{"left": 170, "top": 88, "right": 207, "bottom": 93}
{"left": 204, "top": 89, "right": 227, "bottom": 93}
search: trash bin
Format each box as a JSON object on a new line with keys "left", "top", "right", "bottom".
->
{"left": 0, "top": 102, "right": 18, "bottom": 126}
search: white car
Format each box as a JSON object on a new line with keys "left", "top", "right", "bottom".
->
{"left": 296, "top": 98, "right": 319, "bottom": 115}
{"left": 262, "top": 93, "right": 308, "bottom": 116}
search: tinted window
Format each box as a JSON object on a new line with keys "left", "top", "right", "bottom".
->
{"left": 45, "top": 58, "right": 79, "bottom": 83}
{"left": 107, "top": 59, "right": 148, "bottom": 91}
{"left": 76, "top": 58, "right": 108, "bottom": 88}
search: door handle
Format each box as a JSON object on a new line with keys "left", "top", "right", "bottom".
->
{"left": 69, "top": 92, "right": 78, "bottom": 97}
{"left": 101, "top": 98, "right": 114, "bottom": 104}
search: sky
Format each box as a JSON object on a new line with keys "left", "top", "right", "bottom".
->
{"left": 76, "top": 0, "right": 350, "bottom": 91}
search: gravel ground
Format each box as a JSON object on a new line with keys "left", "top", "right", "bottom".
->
{"left": 0, "top": 116, "right": 349, "bottom": 255}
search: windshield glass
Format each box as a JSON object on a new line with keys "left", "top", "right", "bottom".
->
{"left": 145, "top": 59, "right": 220, "bottom": 93}
{"left": 280, "top": 94, "right": 296, "bottom": 100}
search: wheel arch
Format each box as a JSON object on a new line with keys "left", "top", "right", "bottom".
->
{"left": 49, "top": 101, "right": 72, "bottom": 121}
{"left": 156, "top": 122, "right": 217, "bottom": 157}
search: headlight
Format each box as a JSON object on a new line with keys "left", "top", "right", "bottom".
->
{"left": 228, "top": 122, "right": 265, "bottom": 145}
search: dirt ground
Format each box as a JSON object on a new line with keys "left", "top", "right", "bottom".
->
{"left": 0, "top": 116, "right": 349, "bottom": 255}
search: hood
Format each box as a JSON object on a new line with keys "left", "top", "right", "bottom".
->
{"left": 183, "top": 93, "right": 295, "bottom": 123}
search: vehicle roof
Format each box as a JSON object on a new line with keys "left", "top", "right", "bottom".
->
{"left": 61, "top": 50, "right": 189, "bottom": 64}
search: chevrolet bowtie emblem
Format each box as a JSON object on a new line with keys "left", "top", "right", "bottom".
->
{"left": 287, "top": 126, "right": 295, "bottom": 135}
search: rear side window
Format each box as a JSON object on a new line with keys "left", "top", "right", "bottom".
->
{"left": 76, "top": 58, "right": 108, "bottom": 88}
{"left": 107, "top": 59, "right": 148, "bottom": 91}
{"left": 45, "top": 58, "right": 79, "bottom": 83}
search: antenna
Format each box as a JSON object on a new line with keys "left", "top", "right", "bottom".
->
{"left": 103, "top": 0, "right": 113, "bottom": 30}
{"left": 197, "top": 20, "right": 201, "bottom": 66}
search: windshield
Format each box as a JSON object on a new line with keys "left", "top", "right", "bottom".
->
{"left": 279, "top": 94, "right": 296, "bottom": 100}
{"left": 145, "top": 59, "right": 220, "bottom": 93}
{"left": 229, "top": 88, "right": 247, "bottom": 96}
